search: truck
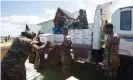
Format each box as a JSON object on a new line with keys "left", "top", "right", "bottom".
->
{"left": 40, "top": 2, "right": 133, "bottom": 62}
{"left": 39, "top": 2, "right": 133, "bottom": 79}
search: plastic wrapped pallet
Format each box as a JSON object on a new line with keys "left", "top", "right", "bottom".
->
{"left": 68, "top": 30, "right": 71, "bottom": 35}
{"left": 73, "top": 30, "right": 79, "bottom": 34}
{"left": 39, "top": 34, "right": 53, "bottom": 43}
{"left": 78, "top": 38, "right": 84, "bottom": 44}
{"left": 53, "top": 34, "right": 64, "bottom": 42}
{"left": 81, "top": 29, "right": 92, "bottom": 36}
{"left": 82, "top": 38, "right": 92, "bottom": 45}
{"left": 89, "top": 24, "right": 93, "bottom": 30}
{"left": 71, "top": 38, "right": 77, "bottom": 44}
{"left": 71, "top": 34, "right": 81, "bottom": 39}
{"left": 68, "top": 29, "right": 92, "bottom": 45}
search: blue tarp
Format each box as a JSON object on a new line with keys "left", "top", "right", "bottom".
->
{"left": 52, "top": 26, "right": 64, "bottom": 34}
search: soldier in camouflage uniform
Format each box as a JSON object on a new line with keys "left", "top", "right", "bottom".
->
{"left": 1, "top": 26, "right": 49, "bottom": 80}
{"left": 103, "top": 23, "right": 120, "bottom": 80}
{"left": 33, "top": 35, "right": 47, "bottom": 70}
{"left": 29, "top": 33, "right": 37, "bottom": 64}
{"left": 76, "top": 9, "right": 88, "bottom": 29}
{"left": 61, "top": 27, "right": 74, "bottom": 78}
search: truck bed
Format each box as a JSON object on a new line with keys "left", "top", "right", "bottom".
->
{"left": 54, "top": 42, "right": 91, "bottom": 62}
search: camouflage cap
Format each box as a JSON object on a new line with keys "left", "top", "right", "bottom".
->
{"left": 21, "top": 24, "right": 36, "bottom": 39}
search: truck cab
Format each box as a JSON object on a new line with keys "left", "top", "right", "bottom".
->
{"left": 112, "top": 6, "right": 133, "bottom": 74}
{"left": 112, "top": 6, "right": 133, "bottom": 57}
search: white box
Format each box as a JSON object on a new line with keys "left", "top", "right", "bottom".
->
{"left": 53, "top": 34, "right": 64, "bottom": 42}
{"left": 52, "top": 29, "right": 93, "bottom": 45}
{"left": 68, "top": 30, "right": 71, "bottom": 34}
{"left": 89, "top": 25, "right": 93, "bottom": 30}
{"left": 72, "top": 30, "right": 79, "bottom": 34}
{"left": 39, "top": 34, "right": 53, "bottom": 43}
{"left": 82, "top": 39, "right": 92, "bottom": 45}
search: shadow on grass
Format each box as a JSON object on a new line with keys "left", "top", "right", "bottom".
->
{"left": 38, "top": 60, "right": 105, "bottom": 80}
{"left": 71, "top": 61, "right": 105, "bottom": 80}
{"left": 39, "top": 65, "right": 64, "bottom": 80}
{"left": 38, "top": 60, "right": 64, "bottom": 80}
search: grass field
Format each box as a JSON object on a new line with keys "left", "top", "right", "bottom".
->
{"left": 38, "top": 60, "right": 105, "bottom": 80}
{"left": 39, "top": 65, "right": 64, "bottom": 80}
{"left": 1, "top": 40, "right": 13, "bottom": 44}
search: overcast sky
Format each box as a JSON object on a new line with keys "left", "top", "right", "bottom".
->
{"left": 0, "top": 0, "right": 133, "bottom": 36}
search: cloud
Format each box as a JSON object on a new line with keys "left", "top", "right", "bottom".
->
{"left": 110, "top": 0, "right": 133, "bottom": 12}
{"left": 43, "top": 8, "right": 56, "bottom": 20}
{"left": 0, "top": 15, "right": 44, "bottom": 36}
{"left": 0, "top": 22, "right": 23, "bottom": 36}
{"left": 0, "top": 8, "right": 56, "bottom": 36}
{"left": 1, "top": 15, "right": 44, "bottom": 24}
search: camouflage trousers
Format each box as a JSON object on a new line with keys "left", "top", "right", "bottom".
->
{"left": 1, "top": 65, "right": 26, "bottom": 80}
{"left": 104, "top": 66, "right": 118, "bottom": 80}
{"left": 61, "top": 48, "right": 72, "bottom": 78}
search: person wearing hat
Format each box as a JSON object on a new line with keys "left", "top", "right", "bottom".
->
{"left": 103, "top": 23, "right": 120, "bottom": 80}
{"left": 1, "top": 24, "right": 49, "bottom": 80}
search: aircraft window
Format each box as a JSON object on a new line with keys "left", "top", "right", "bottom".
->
{"left": 120, "top": 10, "right": 132, "bottom": 30}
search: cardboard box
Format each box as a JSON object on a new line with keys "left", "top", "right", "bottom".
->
{"left": 39, "top": 34, "right": 53, "bottom": 43}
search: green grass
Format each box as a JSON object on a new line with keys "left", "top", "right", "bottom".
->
{"left": 39, "top": 64, "right": 64, "bottom": 80}
{"left": 1, "top": 40, "right": 13, "bottom": 44}
{"left": 38, "top": 61, "right": 105, "bottom": 80}
{"left": 40, "top": 73, "right": 45, "bottom": 80}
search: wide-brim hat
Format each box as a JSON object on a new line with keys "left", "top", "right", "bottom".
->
{"left": 21, "top": 24, "right": 36, "bottom": 39}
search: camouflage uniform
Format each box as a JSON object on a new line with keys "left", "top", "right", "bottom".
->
{"left": 29, "top": 35, "right": 45, "bottom": 69}
{"left": 61, "top": 35, "right": 73, "bottom": 78}
{"left": 34, "top": 42, "right": 45, "bottom": 70}
{"left": 1, "top": 37, "right": 33, "bottom": 80}
{"left": 76, "top": 10, "right": 88, "bottom": 29}
{"left": 29, "top": 44, "right": 36, "bottom": 64}
{"left": 33, "top": 36, "right": 48, "bottom": 69}
{"left": 29, "top": 36, "right": 38, "bottom": 64}
{"left": 103, "top": 33, "right": 120, "bottom": 80}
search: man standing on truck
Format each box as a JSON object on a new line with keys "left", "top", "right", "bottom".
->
{"left": 103, "top": 23, "right": 120, "bottom": 80}
{"left": 76, "top": 9, "right": 88, "bottom": 29}
{"left": 53, "top": 13, "right": 66, "bottom": 34}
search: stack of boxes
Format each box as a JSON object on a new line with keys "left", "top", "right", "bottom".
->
{"left": 52, "top": 29, "right": 92, "bottom": 45}
{"left": 88, "top": 24, "right": 94, "bottom": 30}
{"left": 39, "top": 34, "right": 53, "bottom": 43}
{"left": 69, "top": 29, "right": 92, "bottom": 45}
{"left": 53, "top": 34, "right": 64, "bottom": 42}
